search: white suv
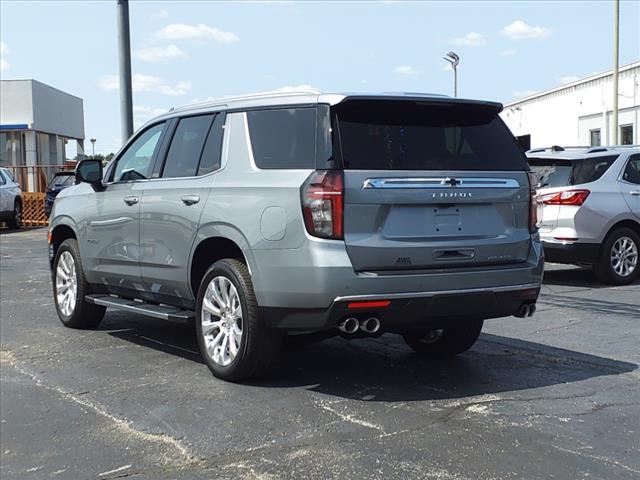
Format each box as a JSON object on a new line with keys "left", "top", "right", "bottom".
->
{"left": 528, "top": 146, "right": 640, "bottom": 284}
{"left": 0, "top": 167, "right": 22, "bottom": 229}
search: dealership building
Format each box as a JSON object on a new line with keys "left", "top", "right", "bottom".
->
{"left": 501, "top": 61, "right": 639, "bottom": 150}
{"left": 0, "top": 79, "right": 85, "bottom": 192}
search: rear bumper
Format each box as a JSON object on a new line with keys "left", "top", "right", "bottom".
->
{"left": 260, "top": 283, "right": 541, "bottom": 331}
{"left": 542, "top": 240, "right": 600, "bottom": 264}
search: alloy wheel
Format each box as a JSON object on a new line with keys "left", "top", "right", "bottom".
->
{"left": 56, "top": 251, "right": 77, "bottom": 316}
{"left": 201, "top": 276, "right": 243, "bottom": 367}
{"left": 610, "top": 236, "right": 638, "bottom": 277}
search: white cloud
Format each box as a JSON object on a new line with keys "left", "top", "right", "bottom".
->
{"left": 150, "top": 8, "right": 168, "bottom": 19}
{"left": 499, "top": 49, "right": 517, "bottom": 57}
{"left": 0, "top": 41, "right": 9, "bottom": 70}
{"left": 99, "top": 74, "right": 192, "bottom": 96}
{"left": 557, "top": 75, "right": 580, "bottom": 84}
{"left": 451, "top": 32, "right": 486, "bottom": 47}
{"left": 134, "top": 44, "right": 187, "bottom": 62}
{"left": 133, "top": 105, "right": 169, "bottom": 126}
{"left": 395, "top": 65, "right": 417, "bottom": 75}
{"left": 156, "top": 24, "right": 239, "bottom": 43}
{"left": 501, "top": 20, "right": 551, "bottom": 40}
{"left": 513, "top": 90, "right": 537, "bottom": 99}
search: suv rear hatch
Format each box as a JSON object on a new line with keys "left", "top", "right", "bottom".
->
{"left": 332, "top": 99, "right": 532, "bottom": 272}
{"left": 528, "top": 155, "right": 618, "bottom": 232}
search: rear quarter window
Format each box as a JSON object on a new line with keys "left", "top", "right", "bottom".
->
{"left": 333, "top": 100, "right": 526, "bottom": 171}
{"left": 247, "top": 108, "right": 316, "bottom": 169}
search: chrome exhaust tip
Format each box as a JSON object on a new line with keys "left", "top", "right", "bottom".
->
{"left": 360, "top": 317, "right": 381, "bottom": 334}
{"left": 338, "top": 317, "right": 359, "bottom": 334}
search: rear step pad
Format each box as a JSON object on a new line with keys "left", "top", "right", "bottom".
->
{"left": 85, "top": 295, "right": 194, "bottom": 323}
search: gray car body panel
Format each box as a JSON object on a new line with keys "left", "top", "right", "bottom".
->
{"left": 51, "top": 91, "right": 543, "bottom": 329}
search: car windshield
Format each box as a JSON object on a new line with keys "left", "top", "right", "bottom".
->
{"left": 48, "top": 173, "right": 75, "bottom": 188}
{"left": 528, "top": 155, "right": 619, "bottom": 187}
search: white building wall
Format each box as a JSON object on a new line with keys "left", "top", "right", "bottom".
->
{"left": 502, "top": 62, "right": 639, "bottom": 148}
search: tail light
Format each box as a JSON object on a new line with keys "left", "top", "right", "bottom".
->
{"left": 540, "top": 189, "right": 590, "bottom": 206}
{"left": 527, "top": 172, "right": 542, "bottom": 233}
{"left": 301, "top": 170, "right": 344, "bottom": 239}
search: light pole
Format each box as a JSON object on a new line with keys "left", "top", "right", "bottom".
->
{"left": 117, "top": 0, "right": 134, "bottom": 144}
{"left": 444, "top": 51, "right": 460, "bottom": 97}
{"left": 612, "top": 0, "right": 619, "bottom": 145}
{"left": 90, "top": 138, "right": 96, "bottom": 157}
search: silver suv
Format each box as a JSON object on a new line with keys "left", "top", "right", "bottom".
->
{"left": 528, "top": 146, "right": 640, "bottom": 284}
{"left": 49, "top": 91, "right": 543, "bottom": 381}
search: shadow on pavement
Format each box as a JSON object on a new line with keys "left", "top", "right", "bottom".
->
{"left": 107, "top": 319, "right": 637, "bottom": 402}
{"left": 543, "top": 265, "right": 639, "bottom": 287}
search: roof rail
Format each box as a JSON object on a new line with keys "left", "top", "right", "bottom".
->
{"left": 587, "top": 147, "right": 608, "bottom": 153}
{"left": 171, "top": 88, "right": 323, "bottom": 113}
{"left": 527, "top": 145, "right": 591, "bottom": 154}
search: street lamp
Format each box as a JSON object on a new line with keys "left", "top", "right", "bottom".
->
{"left": 90, "top": 138, "right": 96, "bottom": 157}
{"left": 443, "top": 51, "right": 460, "bottom": 97}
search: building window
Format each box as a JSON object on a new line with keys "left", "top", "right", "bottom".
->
{"left": 589, "top": 129, "right": 601, "bottom": 147}
{"left": 620, "top": 125, "right": 633, "bottom": 145}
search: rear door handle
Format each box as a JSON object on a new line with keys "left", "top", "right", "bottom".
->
{"left": 181, "top": 195, "right": 200, "bottom": 206}
{"left": 123, "top": 196, "right": 139, "bottom": 206}
{"left": 630, "top": 191, "right": 640, "bottom": 196}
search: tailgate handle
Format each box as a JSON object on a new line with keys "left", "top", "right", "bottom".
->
{"left": 433, "top": 249, "right": 475, "bottom": 261}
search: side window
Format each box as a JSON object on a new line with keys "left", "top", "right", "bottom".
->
{"left": 623, "top": 156, "right": 640, "bottom": 185}
{"left": 247, "top": 108, "right": 316, "bottom": 169}
{"left": 197, "top": 113, "right": 226, "bottom": 175}
{"left": 113, "top": 123, "right": 164, "bottom": 182}
{"left": 162, "top": 115, "right": 213, "bottom": 178}
{"left": 0, "top": 171, "right": 6, "bottom": 185}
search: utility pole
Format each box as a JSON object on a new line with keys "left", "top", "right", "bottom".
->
{"left": 444, "top": 52, "right": 460, "bottom": 97}
{"left": 612, "top": 0, "right": 619, "bottom": 145}
{"left": 117, "top": 0, "right": 133, "bottom": 145}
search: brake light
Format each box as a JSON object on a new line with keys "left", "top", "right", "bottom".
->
{"left": 527, "top": 172, "right": 542, "bottom": 233}
{"left": 301, "top": 170, "right": 344, "bottom": 239}
{"left": 540, "top": 189, "right": 590, "bottom": 206}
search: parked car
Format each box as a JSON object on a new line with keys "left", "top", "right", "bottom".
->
{"left": 528, "top": 145, "right": 640, "bottom": 284}
{"left": 44, "top": 171, "right": 75, "bottom": 217}
{"left": 48, "top": 91, "right": 544, "bottom": 381}
{"left": 0, "top": 167, "right": 22, "bottom": 229}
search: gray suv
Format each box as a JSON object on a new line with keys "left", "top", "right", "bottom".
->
{"left": 49, "top": 91, "right": 544, "bottom": 381}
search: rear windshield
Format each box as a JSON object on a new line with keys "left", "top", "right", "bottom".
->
{"left": 333, "top": 100, "right": 526, "bottom": 171}
{"left": 528, "top": 155, "right": 618, "bottom": 188}
{"left": 48, "top": 173, "right": 75, "bottom": 188}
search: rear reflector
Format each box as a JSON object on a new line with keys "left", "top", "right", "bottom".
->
{"left": 347, "top": 300, "right": 391, "bottom": 310}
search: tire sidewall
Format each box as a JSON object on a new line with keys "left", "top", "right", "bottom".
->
{"left": 14, "top": 200, "right": 21, "bottom": 228}
{"left": 195, "top": 261, "right": 250, "bottom": 377}
{"left": 52, "top": 240, "right": 82, "bottom": 325}
{"left": 601, "top": 228, "right": 640, "bottom": 284}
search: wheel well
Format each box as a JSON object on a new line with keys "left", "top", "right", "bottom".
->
{"left": 606, "top": 219, "right": 640, "bottom": 239}
{"left": 190, "top": 237, "right": 246, "bottom": 297}
{"left": 14, "top": 196, "right": 22, "bottom": 206}
{"left": 50, "top": 225, "right": 76, "bottom": 261}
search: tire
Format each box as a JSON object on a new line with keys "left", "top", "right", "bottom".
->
{"left": 594, "top": 227, "right": 640, "bottom": 285}
{"left": 195, "top": 259, "right": 282, "bottom": 382}
{"left": 402, "top": 319, "right": 484, "bottom": 358}
{"left": 52, "top": 238, "right": 106, "bottom": 328}
{"left": 7, "top": 199, "right": 21, "bottom": 229}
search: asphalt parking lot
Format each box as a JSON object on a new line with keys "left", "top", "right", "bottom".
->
{"left": 1, "top": 227, "right": 639, "bottom": 480}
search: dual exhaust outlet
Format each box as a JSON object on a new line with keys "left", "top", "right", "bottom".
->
{"left": 338, "top": 317, "right": 381, "bottom": 334}
{"left": 515, "top": 302, "right": 537, "bottom": 318}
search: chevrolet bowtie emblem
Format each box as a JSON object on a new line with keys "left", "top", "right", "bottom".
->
{"left": 441, "top": 177, "right": 462, "bottom": 186}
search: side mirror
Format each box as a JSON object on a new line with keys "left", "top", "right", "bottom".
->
{"left": 76, "top": 159, "right": 104, "bottom": 190}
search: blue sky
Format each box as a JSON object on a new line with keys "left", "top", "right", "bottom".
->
{"left": 1, "top": 0, "right": 639, "bottom": 154}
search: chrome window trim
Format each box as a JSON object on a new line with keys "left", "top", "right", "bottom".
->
{"left": 362, "top": 177, "right": 521, "bottom": 189}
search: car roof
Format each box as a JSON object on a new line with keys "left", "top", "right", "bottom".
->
{"left": 147, "top": 90, "right": 503, "bottom": 125}
{"left": 527, "top": 146, "right": 640, "bottom": 160}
